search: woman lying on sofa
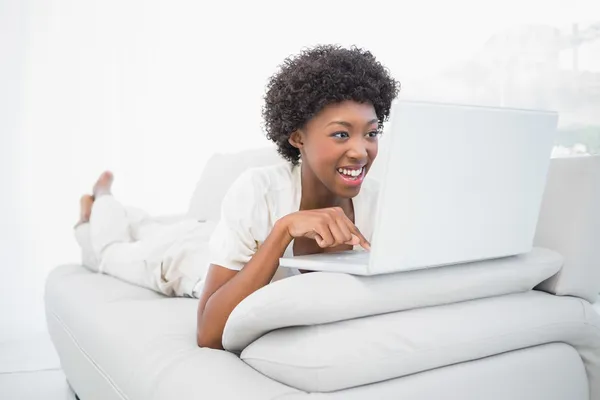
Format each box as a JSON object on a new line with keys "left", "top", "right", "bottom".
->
{"left": 74, "top": 45, "right": 399, "bottom": 349}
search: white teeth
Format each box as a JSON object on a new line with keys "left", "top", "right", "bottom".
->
{"left": 337, "top": 167, "right": 363, "bottom": 178}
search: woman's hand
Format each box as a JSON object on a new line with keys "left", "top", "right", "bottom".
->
{"left": 281, "top": 207, "right": 371, "bottom": 250}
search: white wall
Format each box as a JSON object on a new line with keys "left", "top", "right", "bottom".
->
{"left": 1, "top": 0, "right": 38, "bottom": 341}
{"left": 2, "top": 0, "right": 599, "bottom": 341}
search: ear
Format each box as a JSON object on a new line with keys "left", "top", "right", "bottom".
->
{"left": 288, "top": 130, "right": 304, "bottom": 149}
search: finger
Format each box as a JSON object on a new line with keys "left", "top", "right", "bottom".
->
{"left": 334, "top": 218, "right": 354, "bottom": 244}
{"left": 330, "top": 208, "right": 369, "bottom": 249}
{"left": 345, "top": 221, "right": 371, "bottom": 251}
{"left": 313, "top": 232, "right": 324, "bottom": 247}
{"left": 304, "top": 229, "right": 325, "bottom": 245}
{"left": 347, "top": 233, "right": 360, "bottom": 246}
{"left": 328, "top": 219, "right": 351, "bottom": 247}
{"left": 315, "top": 225, "right": 335, "bottom": 248}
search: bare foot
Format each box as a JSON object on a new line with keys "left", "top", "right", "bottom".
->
{"left": 93, "top": 171, "right": 114, "bottom": 198}
{"left": 76, "top": 194, "right": 94, "bottom": 227}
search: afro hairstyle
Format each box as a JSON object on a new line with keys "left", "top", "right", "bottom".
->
{"left": 262, "top": 45, "right": 400, "bottom": 165}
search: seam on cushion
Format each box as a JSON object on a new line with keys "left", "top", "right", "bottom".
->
{"left": 242, "top": 319, "right": 600, "bottom": 369}
{"left": 48, "top": 308, "right": 129, "bottom": 400}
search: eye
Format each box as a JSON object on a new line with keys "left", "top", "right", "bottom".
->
{"left": 366, "top": 130, "right": 381, "bottom": 139}
{"left": 332, "top": 131, "right": 350, "bottom": 139}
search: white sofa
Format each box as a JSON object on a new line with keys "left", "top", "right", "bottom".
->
{"left": 45, "top": 149, "right": 600, "bottom": 399}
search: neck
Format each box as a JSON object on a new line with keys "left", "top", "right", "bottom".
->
{"left": 299, "top": 163, "right": 348, "bottom": 210}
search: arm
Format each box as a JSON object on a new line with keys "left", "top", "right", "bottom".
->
{"left": 196, "top": 207, "right": 369, "bottom": 350}
{"left": 196, "top": 220, "right": 292, "bottom": 349}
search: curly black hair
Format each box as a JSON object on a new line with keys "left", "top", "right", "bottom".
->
{"left": 262, "top": 45, "right": 400, "bottom": 165}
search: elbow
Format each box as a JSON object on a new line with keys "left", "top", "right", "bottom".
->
{"left": 196, "top": 323, "right": 224, "bottom": 350}
{"left": 196, "top": 331, "right": 223, "bottom": 350}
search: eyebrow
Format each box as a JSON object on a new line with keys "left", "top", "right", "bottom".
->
{"left": 326, "top": 118, "right": 379, "bottom": 128}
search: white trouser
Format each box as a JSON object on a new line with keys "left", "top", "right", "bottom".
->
{"left": 74, "top": 196, "right": 214, "bottom": 298}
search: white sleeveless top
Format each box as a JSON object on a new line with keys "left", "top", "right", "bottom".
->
{"left": 208, "top": 162, "right": 379, "bottom": 282}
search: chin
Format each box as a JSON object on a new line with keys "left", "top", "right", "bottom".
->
{"left": 330, "top": 179, "right": 362, "bottom": 198}
{"left": 340, "top": 185, "right": 362, "bottom": 198}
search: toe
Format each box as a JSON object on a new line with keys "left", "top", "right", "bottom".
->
{"left": 101, "top": 171, "right": 113, "bottom": 182}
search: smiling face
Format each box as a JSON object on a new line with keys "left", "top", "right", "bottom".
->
{"left": 289, "top": 100, "right": 380, "bottom": 200}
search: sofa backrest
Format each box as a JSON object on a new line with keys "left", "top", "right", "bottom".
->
{"left": 189, "top": 147, "right": 600, "bottom": 303}
{"left": 534, "top": 155, "right": 600, "bottom": 303}
{"left": 187, "top": 146, "right": 283, "bottom": 222}
{"left": 187, "top": 145, "right": 387, "bottom": 222}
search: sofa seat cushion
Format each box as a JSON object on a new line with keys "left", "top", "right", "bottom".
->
{"left": 242, "top": 291, "right": 600, "bottom": 394}
{"left": 44, "top": 265, "right": 298, "bottom": 400}
{"left": 223, "top": 247, "right": 562, "bottom": 351}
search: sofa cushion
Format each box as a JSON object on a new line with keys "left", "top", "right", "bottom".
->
{"left": 241, "top": 291, "right": 600, "bottom": 393}
{"left": 277, "top": 343, "right": 588, "bottom": 400}
{"left": 223, "top": 247, "right": 562, "bottom": 352}
{"left": 535, "top": 155, "right": 600, "bottom": 303}
{"left": 44, "top": 265, "right": 298, "bottom": 400}
{"left": 187, "top": 147, "right": 282, "bottom": 222}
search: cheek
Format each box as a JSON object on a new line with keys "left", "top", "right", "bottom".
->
{"left": 305, "top": 138, "right": 337, "bottom": 163}
{"left": 368, "top": 142, "right": 379, "bottom": 161}
{"left": 314, "top": 149, "right": 340, "bottom": 173}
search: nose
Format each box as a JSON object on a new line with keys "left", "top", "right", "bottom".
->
{"left": 347, "top": 136, "right": 369, "bottom": 162}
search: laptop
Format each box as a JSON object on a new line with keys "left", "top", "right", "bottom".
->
{"left": 278, "top": 101, "right": 558, "bottom": 275}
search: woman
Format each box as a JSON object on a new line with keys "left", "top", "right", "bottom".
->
{"left": 197, "top": 45, "right": 400, "bottom": 349}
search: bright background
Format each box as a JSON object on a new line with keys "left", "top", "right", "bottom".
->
{"left": 1, "top": 0, "right": 599, "bottom": 341}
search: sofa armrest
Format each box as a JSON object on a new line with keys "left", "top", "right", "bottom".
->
{"left": 534, "top": 155, "right": 600, "bottom": 303}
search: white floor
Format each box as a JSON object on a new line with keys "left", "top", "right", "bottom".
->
{"left": 0, "top": 332, "right": 76, "bottom": 400}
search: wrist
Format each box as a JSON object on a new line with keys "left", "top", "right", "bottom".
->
{"left": 273, "top": 216, "right": 294, "bottom": 244}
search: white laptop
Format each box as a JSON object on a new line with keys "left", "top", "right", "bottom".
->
{"left": 278, "top": 101, "right": 558, "bottom": 275}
